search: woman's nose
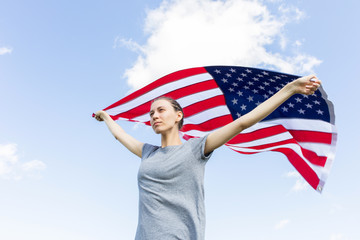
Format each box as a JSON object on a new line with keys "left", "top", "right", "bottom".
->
{"left": 152, "top": 111, "right": 159, "bottom": 119}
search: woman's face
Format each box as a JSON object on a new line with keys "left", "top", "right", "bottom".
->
{"left": 150, "top": 99, "right": 182, "bottom": 134}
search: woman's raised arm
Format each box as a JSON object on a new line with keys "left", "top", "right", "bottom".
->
{"left": 95, "top": 111, "right": 144, "bottom": 158}
{"left": 204, "top": 75, "right": 321, "bottom": 155}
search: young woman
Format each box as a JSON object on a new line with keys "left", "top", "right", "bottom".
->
{"left": 94, "top": 74, "right": 321, "bottom": 240}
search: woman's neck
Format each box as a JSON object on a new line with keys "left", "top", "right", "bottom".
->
{"left": 160, "top": 128, "right": 182, "bottom": 148}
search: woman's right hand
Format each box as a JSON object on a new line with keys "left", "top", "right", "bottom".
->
{"left": 94, "top": 110, "right": 108, "bottom": 121}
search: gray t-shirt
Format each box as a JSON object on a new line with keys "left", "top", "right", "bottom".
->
{"left": 135, "top": 136, "right": 212, "bottom": 240}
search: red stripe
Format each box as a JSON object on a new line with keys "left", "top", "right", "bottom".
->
{"left": 275, "top": 148, "right": 320, "bottom": 190}
{"left": 111, "top": 79, "right": 219, "bottom": 120}
{"left": 227, "top": 127, "right": 332, "bottom": 145}
{"left": 227, "top": 125, "right": 287, "bottom": 144}
{"left": 183, "top": 95, "right": 227, "bottom": 117}
{"left": 163, "top": 80, "right": 218, "bottom": 100}
{"left": 104, "top": 67, "right": 208, "bottom": 111}
{"left": 228, "top": 138, "right": 327, "bottom": 167}
{"left": 289, "top": 130, "right": 332, "bottom": 144}
{"left": 181, "top": 115, "right": 233, "bottom": 132}
{"left": 228, "top": 146, "right": 320, "bottom": 190}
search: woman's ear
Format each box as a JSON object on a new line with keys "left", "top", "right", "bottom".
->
{"left": 176, "top": 111, "right": 183, "bottom": 122}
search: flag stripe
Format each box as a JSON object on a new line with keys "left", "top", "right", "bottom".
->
{"left": 276, "top": 148, "right": 320, "bottom": 190}
{"left": 183, "top": 95, "right": 227, "bottom": 117}
{"left": 112, "top": 79, "right": 220, "bottom": 120}
{"left": 106, "top": 72, "right": 213, "bottom": 116}
{"left": 181, "top": 115, "right": 233, "bottom": 132}
{"left": 184, "top": 106, "right": 231, "bottom": 125}
{"left": 242, "top": 118, "right": 335, "bottom": 133}
{"left": 231, "top": 138, "right": 326, "bottom": 167}
{"left": 288, "top": 130, "right": 332, "bottom": 144}
{"left": 104, "top": 67, "right": 207, "bottom": 109}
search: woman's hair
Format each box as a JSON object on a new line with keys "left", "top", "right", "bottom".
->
{"left": 152, "top": 96, "right": 184, "bottom": 130}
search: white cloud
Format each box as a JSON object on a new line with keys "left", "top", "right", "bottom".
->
{"left": 330, "top": 233, "right": 347, "bottom": 240}
{"left": 285, "top": 170, "right": 310, "bottom": 192}
{"left": 116, "top": 0, "right": 321, "bottom": 90}
{"left": 21, "top": 159, "right": 47, "bottom": 171}
{"left": 274, "top": 219, "right": 290, "bottom": 230}
{"left": 0, "top": 47, "right": 13, "bottom": 55}
{"left": 0, "top": 143, "right": 46, "bottom": 180}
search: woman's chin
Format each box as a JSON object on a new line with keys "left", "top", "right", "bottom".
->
{"left": 152, "top": 127, "right": 161, "bottom": 134}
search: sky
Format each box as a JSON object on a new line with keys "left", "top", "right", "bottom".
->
{"left": 0, "top": 0, "right": 359, "bottom": 239}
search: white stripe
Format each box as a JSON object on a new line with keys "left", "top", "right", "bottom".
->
{"left": 184, "top": 106, "right": 231, "bottom": 125}
{"left": 128, "top": 88, "right": 226, "bottom": 123}
{"left": 182, "top": 129, "right": 212, "bottom": 136}
{"left": 182, "top": 117, "right": 335, "bottom": 137}
{"left": 177, "top": 88, "right": 223, "bottom": 108}
{"left": 231, "top": 131, "right": 292, "bottom": 148}
{"left": 242, "top": 118, "right": 336, "bottom": 134}
{"left": 227, "top": 142, "right": 325, "bottom": 176}
{"left": 106, "top": 72, "right": 213, "bottom": 116}
{"left": 298, "top": 142, "right": 332, "bottom": 157}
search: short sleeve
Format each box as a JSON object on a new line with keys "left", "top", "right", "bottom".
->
{"left": 189, "top": 135, "right": 213, "bottom": 161}
{"left": 141, "top": 143, "right": 158, "bottom": 160}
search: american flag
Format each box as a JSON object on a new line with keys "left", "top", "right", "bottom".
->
{"left": 102, "top": 66, "right": 337, "bottom": 193}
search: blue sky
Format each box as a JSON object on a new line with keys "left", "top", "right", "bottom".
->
{"left": 0, "top": 0, "right": 359, "bottom": 239}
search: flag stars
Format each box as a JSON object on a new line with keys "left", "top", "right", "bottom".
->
{"left": 226, "top": 73, "right": 232, "bottom": 78}
{"left": 275, "top": 76, "right": 281, "bottom": 79}
{"left": 230, "top": 68, "right": 236, "bottom": 73}
{"left": 269, "top": 79, "right": 276, "bottom": 82}
{"left": 295, "top": 97, "right": 302, "bottom": 103}
{"left": 314, "top": 100, "right": 321, "bottom": 105}
{"left": 253, "top": 77, "right": 259, "bottom": 81}
{"left": 298, "top": 109, "right": 305, "bottom": 114}
{"left": 241, "top": 73, "right": 247, "bottom": 77}
{"left": 247, "top": 96, "right": 254, "bottom": 102}
{"left": 214, "top": 69, "right": 221, "bottom": 74}
{"left": 305, "top": 103, "right": 313, "bottom": 109}
{"left": 255, "top": 101, "right": 261, "bottom": 106}
{"left": 252, "top": 89, "right": 259, "bottom": 94}
{"left": 237, "top": 77, "right": 244, "bottom": 82}
{"left": 288, "top": 103, "right": 294, "bottom": 108}
{"left": 257, "top": 74, "right": 264, "bottom": 78}
{"left": 237, "top": 90, "right": 243, "bottom": 96}
{"left": 221, "top": 78, "right": 228, "bottom": 83}
{"left": 244, "top": 86, "right": 250, "bottom": 90}
{"left": 263, "top": 94, "right": 269, "bottom": 99}
{"left": 232, "top": 98, "right": 238, "bottom": 105}
{"left": 240, "top": 104, "right": 247, "bottom": 111}
{"left": 259, "top": 85, "right": 265, "bottom": 90}
{"left": 228, "top": 87, "right": 235, "bottom": 92}
{"left": 236, "top": 112, "right": 241, "bottom": 118}
{"left": 268, "top": 90, "right": 274, "bottom": 95}
{"left": 263, "top": 82, "right": 270, "bottom": 86}
{"left": 317, "top": 109, "right": 324, "bottom": 115}
{"left": 232, "top": 82, "right": 238, "bottom": 87}
{"left": 247, "top": 81, "right": 254, "bottom": 86}
{"left": 282, "top": 106, "right": 288, "bottom": 112}
{"left": 262, "top": 71, "right": 269, "bottom": 76}
{"left": 245, "top": 69, "right": 252, "bottom": 73}
{"left": 274, "top": 86, "right": 281, "bottom": 91}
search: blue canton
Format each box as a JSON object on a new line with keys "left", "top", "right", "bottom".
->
{"left": 204, "top": 66, "right": 330, "bottom": 123}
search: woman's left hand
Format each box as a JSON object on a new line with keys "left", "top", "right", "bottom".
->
{"left": 289, "top": 75, "right": 322, "bottom": 95}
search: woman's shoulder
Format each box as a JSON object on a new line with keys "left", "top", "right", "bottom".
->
{"left": 142, "top": 143, "right": 160, "bottom": 159}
